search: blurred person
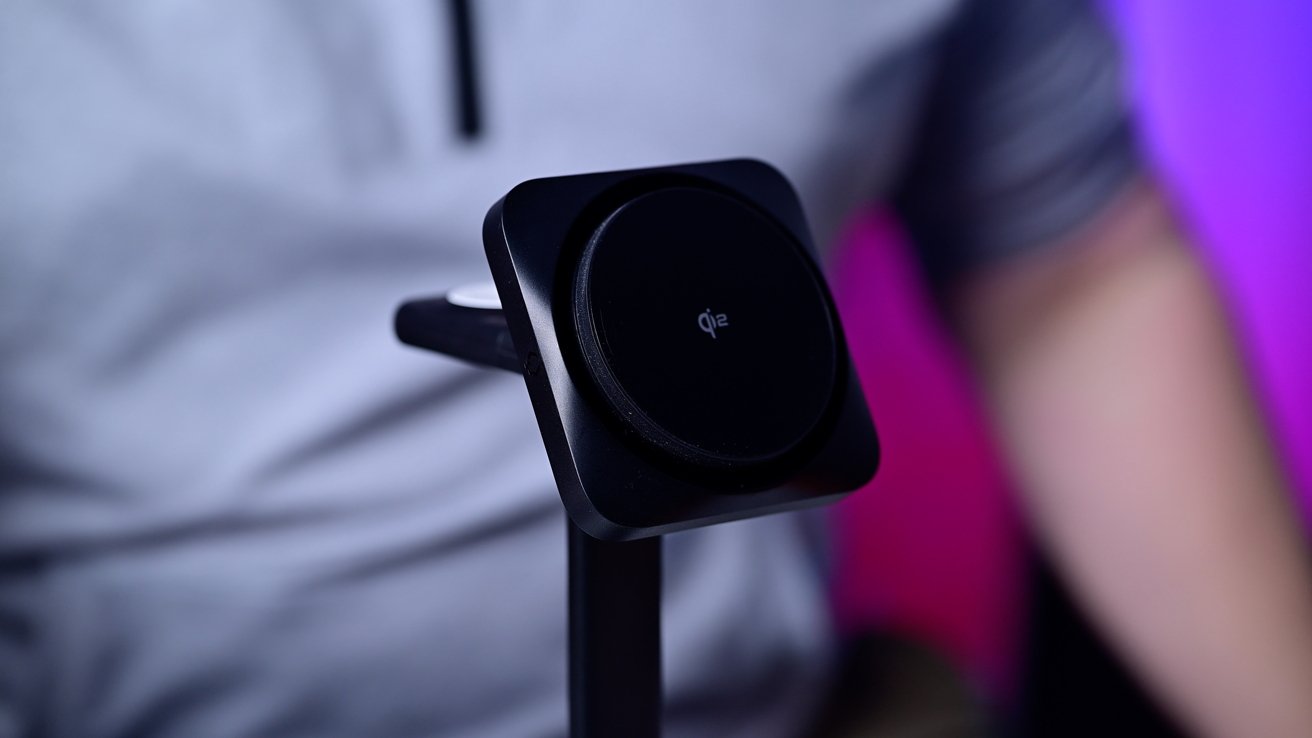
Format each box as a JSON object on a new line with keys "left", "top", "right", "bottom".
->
{"left": 2, "top": 1, "right": 1311, "bottom": 737}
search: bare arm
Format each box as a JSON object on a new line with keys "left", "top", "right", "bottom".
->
{"left": 954, "top": 182, "right": 1312, "bottom": 738}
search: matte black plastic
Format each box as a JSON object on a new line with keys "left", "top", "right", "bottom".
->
{"left": 482, "top": 159, "right": 880, "bottom": 540}
{"left": 395, "top": 298, "right": 520, "bottom": 373}
{"left": 569, "top": 525, "right": 661, "bottom": 738}
{"left": 574, "top": 186, "right": 839, "bottom": 471}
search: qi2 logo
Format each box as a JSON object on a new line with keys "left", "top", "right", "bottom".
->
{"left": 697, "top": 309, "right": 730, "bottom": 339}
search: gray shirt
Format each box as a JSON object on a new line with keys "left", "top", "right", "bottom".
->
{"left": 0, "top": 1, "right": 1136, "bottom": 736}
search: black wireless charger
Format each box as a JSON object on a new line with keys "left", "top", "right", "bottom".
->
{"left": 395, "top": 159, "right": 879, "bottom": 737}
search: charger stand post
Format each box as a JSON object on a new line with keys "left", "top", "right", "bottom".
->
{"left": 569, "top": 524, "right": 662, "bottom": 738}
{"left": 396, "top": 296, "right": 664, "bottom": 737}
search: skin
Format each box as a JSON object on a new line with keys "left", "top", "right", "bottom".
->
{"left": 953, "top": 181, "right": 1312, "bottom": 738}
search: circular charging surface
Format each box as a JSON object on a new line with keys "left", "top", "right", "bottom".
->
{"left": 574, "top": 186, "right": 838, "bottom": 469}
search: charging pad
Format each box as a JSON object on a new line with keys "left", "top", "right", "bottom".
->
{"left": 574, "top": 186, "right": 839, "bottom": 472}
{"left": 481, "top": 159, "right": 878, "bottom": 539}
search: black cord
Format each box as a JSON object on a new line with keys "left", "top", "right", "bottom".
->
{"left": 446, "top": 0, "right": 483, "bottom": 139}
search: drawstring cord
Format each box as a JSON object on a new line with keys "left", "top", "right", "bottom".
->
{"left": 446, "top": 0, "right": 483, "bottom": 139}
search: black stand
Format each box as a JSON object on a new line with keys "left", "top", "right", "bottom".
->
{"left": 396, "top": 299, "right": 664, "bottom": 736}
{"left": 569, "top": 524, "right": 662, "bottom": 738}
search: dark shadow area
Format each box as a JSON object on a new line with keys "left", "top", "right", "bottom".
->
{"left": 1014, "top": 552, "right": 1188, "bottom": 737}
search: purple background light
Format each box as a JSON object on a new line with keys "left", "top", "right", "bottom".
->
{"left": 1109, "top": 0, "right": 1312, "bottom": 519}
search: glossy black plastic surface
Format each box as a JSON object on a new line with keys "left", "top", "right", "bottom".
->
{"left": 484, "top": 159, "right": 879, "bottom": 540}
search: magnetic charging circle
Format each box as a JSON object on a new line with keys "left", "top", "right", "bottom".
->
{"left": 573, "top": 186, "right": 839, "bottom": 471}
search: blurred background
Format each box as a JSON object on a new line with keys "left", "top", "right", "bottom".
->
{"left": 4, "top": 1, "right": 1310, "bottom": 736}
{"left": 828, "top": 0, "right": 1312, "bottom": 730}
